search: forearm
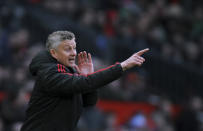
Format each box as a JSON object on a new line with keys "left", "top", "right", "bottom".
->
{"left": 41, "top": 63, "right": 123, "bottom": 95}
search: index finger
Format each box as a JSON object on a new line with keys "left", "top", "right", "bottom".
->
{"left": 136, "top": 48, "right": 149, "bottom": 56}
{"left": 88, "top": 53, "right": 92, "bottom": 63}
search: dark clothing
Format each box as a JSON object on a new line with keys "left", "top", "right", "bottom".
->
{"left": 21, "top": 51, "right": 123, "bottom": 131}
{"left": 175, "top": 108, "right": 201, "bottom": 131}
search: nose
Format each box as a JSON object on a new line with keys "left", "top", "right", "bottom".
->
{"left": 70, "top": 49, "right": 76, "bottom": 56}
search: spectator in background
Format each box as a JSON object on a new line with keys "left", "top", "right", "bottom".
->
{"left": 128, "top": 112, "right": 149, "bottom": 131}
{"left": 151, "top": 98, "right": 174, "bottom": 131}
{"left": 1, "top": 88, "right": 27, "bottom": 131}
{"left": 175, "top": 96, "right": 202, "bottom": 131}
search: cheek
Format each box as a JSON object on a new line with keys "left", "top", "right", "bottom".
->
{"left": 64, "top": 52, "right": 72, "bottom": 59}
{"left": 58, "top": 52, "right": 68, "bottom": 61}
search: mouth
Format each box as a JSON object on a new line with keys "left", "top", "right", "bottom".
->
{"left": 68, "top": 58, "right": 75, "bottom": 63}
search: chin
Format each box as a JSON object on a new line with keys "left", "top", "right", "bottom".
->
{"left": 67, "top": 63, "right": 75, "bottom": 67}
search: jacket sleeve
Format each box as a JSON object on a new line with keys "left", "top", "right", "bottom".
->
{"left": 38, "top": 63, "right": 123, "bottom": 96}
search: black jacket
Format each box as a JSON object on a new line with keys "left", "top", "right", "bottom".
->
{"left": 21, "top": 51, "right": 123, "bottom": 131}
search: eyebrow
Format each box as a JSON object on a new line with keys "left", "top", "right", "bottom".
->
{"left": 64, "top": 45, "right": 76, "bottom": 48}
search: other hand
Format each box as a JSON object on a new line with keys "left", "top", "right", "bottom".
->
{"left": 76, "top": 51, "right": 94, "bottom": 74}
{"left": 121, "top": 48, "right": 149, "bottom": 71}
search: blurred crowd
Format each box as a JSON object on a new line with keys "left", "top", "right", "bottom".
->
{"left": 37, "top": 0, "right": 203, "bottom": 67}
{"left": 0, "top": 0, "right": 203, "bottom": 131}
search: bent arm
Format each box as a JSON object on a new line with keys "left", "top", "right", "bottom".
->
{"left": 38, "top": 63, "right": 123, "bottom": 96}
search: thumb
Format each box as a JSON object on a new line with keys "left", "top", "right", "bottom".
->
{"left": 73, "top": 64, "right": 81, "bottom": 73}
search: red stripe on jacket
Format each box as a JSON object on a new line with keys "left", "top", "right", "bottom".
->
{"left": 57, "top": 64, "right": 61, "bottom": 72}
{"left": 57, "top": 62, "right": 120, "bottom": 77}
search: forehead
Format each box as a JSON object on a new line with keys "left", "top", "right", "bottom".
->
{"left": 61, "top": 39, "right": 76, "bottom": 47}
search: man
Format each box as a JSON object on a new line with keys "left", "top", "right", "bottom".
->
{"left": 21, "top": 31, "right": 149, "bottom": 131}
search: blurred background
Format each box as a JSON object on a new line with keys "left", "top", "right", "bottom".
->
{"left": 0, "top": 0, "right": 203, "bottom": 131}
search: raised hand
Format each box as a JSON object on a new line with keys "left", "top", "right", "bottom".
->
{"left": 77, "top": 51, "right": 94, "bottom": 74}
{"left": 121, "top": 48, "right": 149, "bottom": 71}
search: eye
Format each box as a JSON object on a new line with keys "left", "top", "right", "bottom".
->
{"left": 64, "top": 48, "right": 71, "bottom": 51}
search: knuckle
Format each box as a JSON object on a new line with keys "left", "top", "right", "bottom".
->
{"left": 133, "top": 54, "right": 138, "bottom": 57}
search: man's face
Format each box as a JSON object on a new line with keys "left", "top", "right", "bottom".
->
{"left": 51, "top": 39, "right": 77, "bottom": 67}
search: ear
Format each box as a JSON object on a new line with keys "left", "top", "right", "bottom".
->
{"left": 50, "top": 49, "right": 58, "bottom": 60}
